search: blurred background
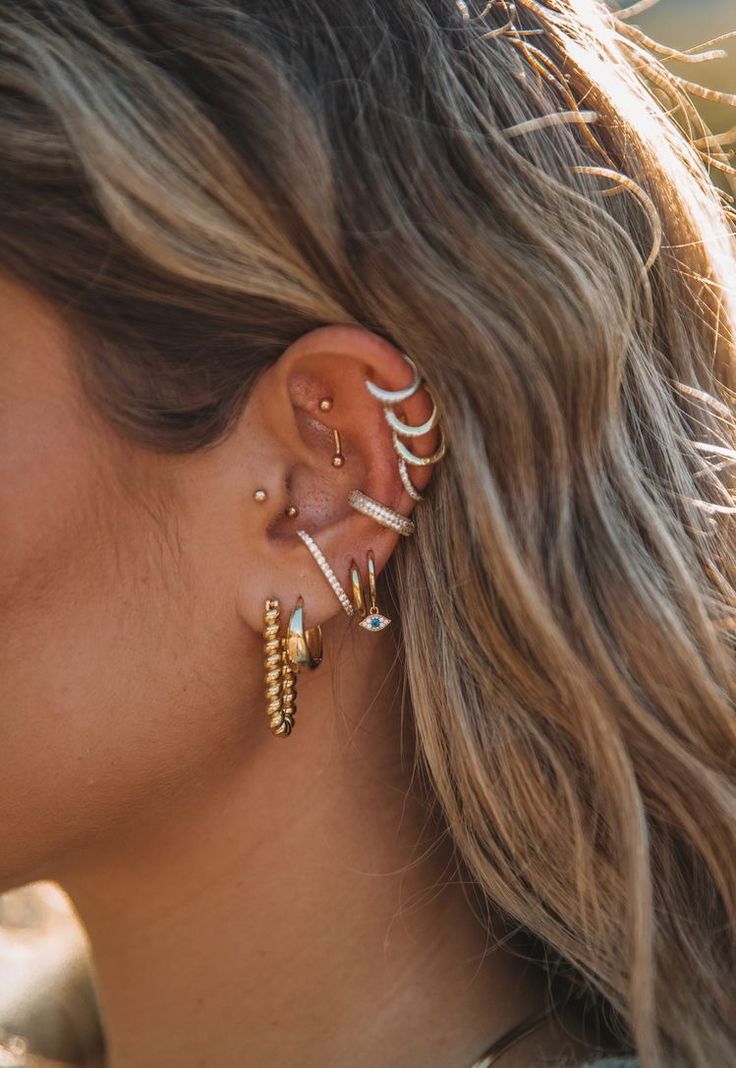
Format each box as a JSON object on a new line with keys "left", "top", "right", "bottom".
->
{"left": 640, "top": 0, "right": 736, "bottom": 146}
{"left": 0, "top": 0, "right": 734, "bottom": 1065}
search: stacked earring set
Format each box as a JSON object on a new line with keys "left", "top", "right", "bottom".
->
{"left": 262, "top": 350, "right": 447, "bottom": 737}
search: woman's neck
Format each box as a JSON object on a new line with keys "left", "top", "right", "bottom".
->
{"left": 54, "top": 631, "right": 590, "bottom": 1068}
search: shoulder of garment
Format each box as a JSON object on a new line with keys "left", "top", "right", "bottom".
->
{"left": 24, "top": 1057, "right": 105, "bottom": 1068}
{"left": 578, "top": 1060, "right": 640, "bottom": 1068}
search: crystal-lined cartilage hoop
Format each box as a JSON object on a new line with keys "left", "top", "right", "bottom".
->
{"left": 359, "top": 550, "right": 391, "bottom": 632}
{"left": 347, "top": 489, "right": 415, "bottom": 537}
{"left": 396, "top": 448, "right": 424, "bottom": 502}
{"left": 296, "top": 529, "right": 355, "bottom": 617}
{"left": 392, "top": 431, "right": 447, "bottom": 467}
{"left": 364, "top": 353, "right": 421, "bottom": 405}
{"left": 286, "top": 595, "right": 323, "bottom": 671}
{"left": 383, "top": 394, "right": 440, "bottom": 437}
{"left": 363, "top": 351, "right": 447, "bottom": 498}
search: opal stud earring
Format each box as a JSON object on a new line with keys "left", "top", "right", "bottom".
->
{"left": 362, "top": 351, "right": 447, "bottom": 500}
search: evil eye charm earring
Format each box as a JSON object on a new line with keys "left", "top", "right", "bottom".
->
{"left": 351, "top": 549, "right": 391, "bottom": 633}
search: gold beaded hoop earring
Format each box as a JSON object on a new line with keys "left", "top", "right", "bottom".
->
{"left": 263, "top": 596, "right": 323, "bottom": 737}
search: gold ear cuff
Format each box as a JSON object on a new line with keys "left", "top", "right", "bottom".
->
{"left": 347, "top": 489, "right": 414, "bottom": 536}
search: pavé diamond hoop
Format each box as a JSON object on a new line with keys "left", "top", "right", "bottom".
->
{"left": 296, "top": 529, "right": 354, "bottom": 617}
{"left": 347, "top": 489, "right": 415, "bottom": 537}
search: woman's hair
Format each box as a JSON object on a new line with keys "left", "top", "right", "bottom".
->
{"left": 1, "top": 1, "right": 735, "bottom": 1065}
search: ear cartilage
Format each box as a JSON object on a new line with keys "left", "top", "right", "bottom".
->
{"left": 347, "top": 489, "right": 415, "bottom": 537}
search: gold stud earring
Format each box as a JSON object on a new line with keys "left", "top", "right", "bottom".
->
{"left": 319, "top": 397, "right": 334, "bottom": 412}
{"left": 285, "top": 504, "right": 299, "bottom": 518}
{"left": 359, "top": 550, "right": 391, "bottom": 632}
{"left": 253, "top": 488, "right": 268, "bottom": 503}
{"left": 331, "top": 429, "right": 345, "bottom": 468}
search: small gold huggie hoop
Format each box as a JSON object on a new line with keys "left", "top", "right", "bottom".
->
{"left": 358, "top": 550, "right": 392, "bottom": 633}
{"left": 349, "top": 559, "right": 367, "bottom": 619}
{"left": 286, "top": 595, "right": 323, "bottom": 670}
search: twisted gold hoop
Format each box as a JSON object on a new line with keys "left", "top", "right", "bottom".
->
{"left": 263, "top": 599, "right": 294, "bottom": 737}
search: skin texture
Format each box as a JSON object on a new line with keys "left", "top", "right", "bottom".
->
{"left": 0, "top": 274, "right": 609, "bottom": 1068}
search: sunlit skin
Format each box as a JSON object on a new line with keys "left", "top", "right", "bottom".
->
{"left": 0, "top": 274, "right": 606, "bottom": 1068}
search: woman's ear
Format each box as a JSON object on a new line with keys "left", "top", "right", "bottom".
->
{"left": 231, "top": 324, "right": 443, "bottom": 634}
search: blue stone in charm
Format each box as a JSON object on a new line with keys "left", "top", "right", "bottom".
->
{"left": 360, "top": 612, "right": 391, "bottom": 632}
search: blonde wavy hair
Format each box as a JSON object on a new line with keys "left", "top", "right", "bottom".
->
{"left": 1, "top": 1, "right": 735, "bottom": 1066}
